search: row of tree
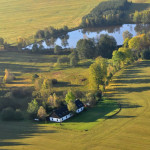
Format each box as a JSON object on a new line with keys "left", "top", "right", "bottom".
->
{"left": 133, "top": 10, "right": 150, "bottom": 24}
{"left": 34, "top": 26, "right": 69, "bottom": 40}
{"left": 76, "top": 34, "right": 117, "bottom": 59}
{"left": 88, "top": 31, "right": 150, "bottom": 91}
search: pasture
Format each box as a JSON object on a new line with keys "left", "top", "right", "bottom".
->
{"left": 0, "top": 54, "right": 149, "bottom": 149}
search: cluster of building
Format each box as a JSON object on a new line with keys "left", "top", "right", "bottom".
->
{"left": 48, "top": 99, "right": 84, "bottom": 122}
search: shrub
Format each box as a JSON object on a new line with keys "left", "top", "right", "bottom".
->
{"left": 32, "top": 74, "right": 39, "bottom": 82}
{"left": 86, "top": 92, "right": 97, "bottom": 106}
{"left": 4, "top": 92, "right": 14, "bottom": 99}
{"left": 95, "top": 91, "right": 102, "bottom": 101}
{"left": 14, "top": 109, "right": 24, "bottom": 120}
{"left": 54, "top": 45, "right": 62, "bottom": 54}
{"left": 51, "top": 79, "right": 58, "bottom": 85}
{"left": 34, "top": 78, "right": 44, "bottom": 91}
{"left": 65, "top": 91, "right": 75, "bottom": 104}
{"left": 27, "top": 99, "right": 39, "bottom": 119}
{"left": 1, "top": 107, "right": 15, "bottom": 121}
{"left": 57, "top": 56, "right": 70, "bottom": 64}
{"left": 3, "top": 69, "right": 15, "bottom": 83}
{"left": 42, "top": 79, "right": 53, "bottom": 89}
{"left": 12, "top": 87, "right": 32, "bottom": 98}
{"left": 37, "top": 106, "right": 47, "bottom": 120}
{"left": 141, "top": 49, "right": 150, "bottom": 60}
{"left": 67, "top": 101, "right": 77, "bottom": 113}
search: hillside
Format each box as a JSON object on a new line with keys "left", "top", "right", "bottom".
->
{"left": 0, "top": 60, "right": 150, "bottom": 149}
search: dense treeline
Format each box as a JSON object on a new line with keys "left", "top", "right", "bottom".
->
{"left": 133, "top": 10, "right": 150, "bottom": 24}
{"left": 35, "top": 26, "right": 69, "bottom": 40}
{"left": 76, "top": 34, "right": 117, "bottom": 59}
{"left": 81, "top": 0, "right": 132, "bottom": 27}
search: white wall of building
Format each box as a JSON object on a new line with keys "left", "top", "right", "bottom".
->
{"left": 50, "top": 113, "right": 73, "bottom": 122}
{"left": 76, "top": 107, "right": 84, "bottom": 113}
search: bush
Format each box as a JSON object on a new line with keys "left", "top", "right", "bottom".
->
{"left": 27, "top": 99, "right": 39, "bottom": 119}
{"left": 14, "top": 109, "right": 24, "bottom": 120}
{"left": 34, "top": 78, "right": 44, "bottom": 91}
{"left": 32, "top": 74, "right": 39, "bottom": 82}
{"left": 52, "top": 79, "right": 58, "bottom": 85}
{"left": 3, "top": 69, "right": 15, "bottom": 83}
{"left": 42, "top": 79, "right": 53, "bottom": 89}
{"left": 95, "top": 91, "right": 102, "bottom": 101}
{"left": 54, "top": 45, "right": 62, "bottom": 54}
{"left": 141, "top": 49, "right": 150, "bottom": 60}
{"left": 12, "top": 87, "right": 32, "bottom": 98}
{"left": 1, "top": 107, "right": 15, "bottom": 121}
{"left": 57, "top": 56, "right": 70, "bottom": 64}
{"left": 37, "top": 106, "right": 47, "bottom": 120}
{"left": 86, "top": 92, "right": 97, "bottom": 106}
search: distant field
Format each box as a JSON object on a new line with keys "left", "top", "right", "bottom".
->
{"left": 0, "top": 0, "right": 106, "bottom": 44}
{"left": 0, "top": 59, "right": 150, "bottom": 149}
{"left": 0, "top": 0, "right": 150, "bottom": 44}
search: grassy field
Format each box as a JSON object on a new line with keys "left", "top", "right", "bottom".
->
{"left": 0, "top": 54, "right": 150, "bottom": 149}
{"left": 0, "top": 51, "right": 92, "bottom": 91}
{"left": 0, "top": 0, "right": 106, "bottom": 44}
{"left": 0, "top": 0, "right": 150, "bottom": 44}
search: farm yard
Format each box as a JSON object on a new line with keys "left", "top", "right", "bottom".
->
{"left": 0, "top": 52, "right": 150, "bottom": 149}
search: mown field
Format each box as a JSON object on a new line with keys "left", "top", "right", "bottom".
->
{"left": 0, "top": 51, "right": 149, "bottom": 149}
{"left": 0, "top": 0, "right": 106, "bottom": 44}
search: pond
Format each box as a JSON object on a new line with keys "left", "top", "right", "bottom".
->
{"left": 25, "top": 24, "right": 150, "bottom": 49}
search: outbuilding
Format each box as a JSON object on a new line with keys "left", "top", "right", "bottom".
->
{"left": 75, "top": 99, "right": 84, "bottom": 113}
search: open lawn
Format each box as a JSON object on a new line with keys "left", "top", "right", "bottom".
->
{"left": 0, "top": 0, "right": 106, "bottom": 44}
{"left": 0, "top": 58, "right": 150, "bottom": 149}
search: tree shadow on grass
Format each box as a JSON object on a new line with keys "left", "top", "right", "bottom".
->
{"left": 111, "top": 115, "right": 136, "bottom": 119}
{"left": 55, "top": 81, "right": 81, "bottom": 88}
{"left": 0, "top": 121, "right": 57, "bottom": 147}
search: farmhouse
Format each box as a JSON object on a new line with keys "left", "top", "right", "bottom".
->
{"left": 49, "top": 106, "right": 72, "bottom": 122}
{"left": 49, "top": 99, "right": 84, "bottom": 122}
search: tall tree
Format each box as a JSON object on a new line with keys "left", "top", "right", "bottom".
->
{"left": 122, "top": 30, "right": 133, "bottom": 40}
{"left": 27, "top": 99, "right": 39, "bottom": 118}
{"left": 97, "top": 34, "right": 117, "bottom": 59}
{"left": 76, "top": 39, "right": 95, "bottom": 59}
{"left": 37, "top": 106, "right": 47, "bottom": 120}
{"left": 65, "top": 91, "right": 75, "bottom": 104}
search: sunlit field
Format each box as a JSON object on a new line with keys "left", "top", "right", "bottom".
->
{"left": 0, "top": 52, "right": 150, "bottom": 149}
{"left": 0, "top": 0, "right": 106, "bottom": 44}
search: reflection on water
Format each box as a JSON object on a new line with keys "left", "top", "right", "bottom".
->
{"left": 25, "top": 24, "right": 150, "bottom": 49}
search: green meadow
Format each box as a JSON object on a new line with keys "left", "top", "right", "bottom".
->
{"left": 0, "top": 51, "right": 149, "bottom": 149}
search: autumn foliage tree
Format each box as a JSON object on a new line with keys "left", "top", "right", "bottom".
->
{"left": 3, "top": 69, "right": 15, "bottom": 83}
{"left": 37, "top": 106, "right": 47, "bottom": 120}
